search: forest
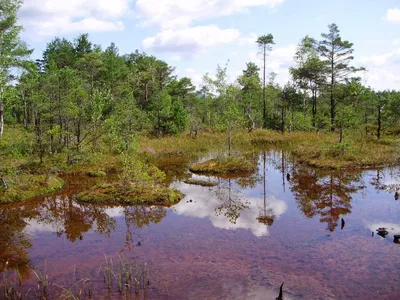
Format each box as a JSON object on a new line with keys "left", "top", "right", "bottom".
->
{"left": 1, "top": 0, "right": 400, "bottom": 203}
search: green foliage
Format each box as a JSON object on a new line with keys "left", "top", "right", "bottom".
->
{"left": 119, "top": 153, "right": 166, "bottom": 185}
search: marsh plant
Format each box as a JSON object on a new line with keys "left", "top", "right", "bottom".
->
{"left": 119, "top": 153, "right": 166, "bottom": 186}
{"left": 0, "top": 255, "right": 151, "bottom": 299}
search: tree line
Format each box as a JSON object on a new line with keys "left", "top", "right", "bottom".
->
{"left": 1, "top": 0, "right": 400, "bottom": 161}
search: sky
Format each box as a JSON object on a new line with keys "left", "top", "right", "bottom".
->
{"left": 17, "top": 0, "right": 400, "bottom": 90}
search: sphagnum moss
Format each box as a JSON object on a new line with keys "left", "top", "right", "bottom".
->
{"left": 0, "top": 175, "right": 64, "bottom": 204}
{"left": 189, "top": 157, "right": 256, "bottom": 175}
{"left": 183, "top": 178, "right": 218, "bottom": 187}
{"left": 76, "top": 183, "right": 184, "bottom": 206}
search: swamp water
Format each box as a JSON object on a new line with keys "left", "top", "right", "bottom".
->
{"left": 1, "top": 151, "right": 400, "bottom": 299}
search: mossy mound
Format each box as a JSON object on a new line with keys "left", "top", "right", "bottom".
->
{"left": 189, "top": 157, "right": 256, "bottom": 174}
{"left": 0, "top": 175, "right": 64, "bottom": 204}
{"left": 87, "top": 170, "right": 107, "bottom": 177}
{"left": 250, "top": 130, "right": 289, "bottom": 147}
{"left": 183, "top": 179, "right": 217, "bottom": 187}
{"left": 76, "top": 183, "right": 184, "bottom": 206}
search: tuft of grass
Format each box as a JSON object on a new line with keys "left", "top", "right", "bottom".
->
{"left": 0, "top": 175, "right": 64, "bottom": 204}
{"left": 183, "top": 178, "right": 218, "bottom": 187}
{"left": 189, "top": 157, "right": 256, "bottom": 175}
{"left": 1, "top": 255, "right": 151, "bottom": 299}
{"left": 76, "top": 182, "right": 184, "bottom": 206}
{"left": 87, "top": 170, "right": 107, "bottom": 177}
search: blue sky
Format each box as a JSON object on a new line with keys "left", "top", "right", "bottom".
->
{"left": 18, "top": 0, "right": 400, "bottom": 90}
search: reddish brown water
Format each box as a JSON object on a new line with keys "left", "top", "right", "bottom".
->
{"left": 1, "top": 151, "right": 400, "bottom": 299}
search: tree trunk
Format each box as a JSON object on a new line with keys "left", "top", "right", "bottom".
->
{"left": 312, "top": 89, "right": 317, "bottom": 128}
{"left": 228, "top": 124, "right": 232, "bottom": 157}
{"left": 0, "top": 86, "right": 3, "bottom": 138}
{"left": 281, "top": 95, "right": 286, "bottom": 134}
{"left": 330, "top": 60, "right": 335, "bottom": 132}
{"left": 23, "top": 92, "right": 28, "bottom": 130}
{"left": 377, "top": 106, "right": 382, "bottom": 140}
{"left": 0, "top": 100, "right": 4, "bottom": 139}
{"left": 262, "top": 46, "right": 267, "bottom": 129}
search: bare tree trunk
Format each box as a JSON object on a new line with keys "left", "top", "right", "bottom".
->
{"left": 281, "top": 95, "right": 286, "bottom": 134}
{"left": 312, "top": 89, "right": 317, "bottom": 128}
{"left": 330, "top": 60, "right": 335, "bottom": 132}
{"left": 377, "top": 106, "right": 382, "bottom": 140}
{"left": 228, "top": 124, "right": 232, "bottom": 157}
{"left": 0, "top": 99, "right": 3, "bottom": 139}
{"left": 23, "top": 91, "right": 28, "bottom": 130}
{"left": 262, "top": 46, "right": 267, "bottom": 129}
{"left": 0, "top": 86, "right": 3, "bottom": 138}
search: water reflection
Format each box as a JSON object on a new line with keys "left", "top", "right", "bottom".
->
{"left": 370, "top": 169, "right": 400, "bottom": 198}
{"left": 367, "top": 222, "right": 400, "bottom": 242}
{"left": 0, "top": 205, "right": 36, "bottom": 280}
{"left": 173, "top": 176, "right": 287, "bottom": 237}
{"left": 0, "top": 193, "right": 168, "bottom": 277}
{"left": 290, "top": 166, "right": 365, "bottom": 232}
{"left": 214, "top": 179, "right": 250, "bottom": 224}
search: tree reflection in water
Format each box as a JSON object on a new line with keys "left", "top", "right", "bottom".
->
{"left": 290, "top": 166, "right": 365, "bottom": 232}
{"left": 257, "top": 152, "right": 275, "bottom": 226}
{"left": 214, "top": 179, "right": 250, "bottom": 225}
{"left": 0, "top": 194, "right": 168, "bottom": 279}
{"left": 123, "top": 205, "right": 167, "bottom": 250}
{"left": 0, "top": 205, "right": 37, "bottom": 281}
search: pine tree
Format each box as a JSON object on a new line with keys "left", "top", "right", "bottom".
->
{"left": 0, "top": 0, "right": 32, "bottom": 137}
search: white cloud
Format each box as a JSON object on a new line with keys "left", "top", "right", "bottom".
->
{"left": 185, "top": 68, "right": 196, "bottom": 74}
{"left": 238, "top": 33, "right": 258, "bottom": 46}
{"left": 172, "top": 179, "right": 287, "bottom": 237}
{"left": 24, "top": 219, "right": 59, "bottom": 235}
{"left": 136, "top": 0, "right": 285, "bottom": 29}
{"left": 142, "top": 25, "right": 240, "bottom": 55}
{"left": 385, "top": 8, "right": 400, "bottom": 24}
{"left": 170, "top": 55, "right": 182, "bottom": 61}
{"left": 248, "top": 44, "right": 296, "bottom": 85}
{"left": 19, "top": 0, "right": 131, "bottom": 39}
{"left": 366, "top": 222, "right": 400, "bottom": 238}
{"left": 393, "top": 39, "right": 400, "bottom": 45}
{"left": 360, "top": 49, "right": 400, "bottom": 90}
{"left": 361, "top": 49, "right": 400, "bottom": 67}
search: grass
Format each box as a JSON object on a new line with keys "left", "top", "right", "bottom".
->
{"left": 87, "top": 170, "right": 107, "bottom": 177}
{"left": 0, "top": 174, "right": 64, "bottom": 204}
{"left": 138, "top": 132, "right": 230, "bottom": 157}
{"left": 183, "top": 178, "right": 218, "bottom": 187}
{"left": 189, "top": 157, "right": 257, "bottom": 174}
{"left": 1, "top": 255, "right": 151, "bottom": 299}
{"left": 75, "top": 182, "right": 184, "bottom": 205}
{"left": 247, "top": 129, "right": 400, "bottom": 169}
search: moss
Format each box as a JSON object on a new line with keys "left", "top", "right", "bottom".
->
{"left": 183, "top": 179, "right": 218, "bottom": 187}
{"left": 189, "top": 157, "right": 256, "bottom": 174}
{"left": 87, "top": 170, "right": 107, "bottom": 177}
{"left": 76, "top": 183, "right": 184, "bottom": 206}
{"left": 0, "top": 175, "right": 64, "bottom": 204}
{"left": 250, "top": 130, "right": 289, "bottom": 146}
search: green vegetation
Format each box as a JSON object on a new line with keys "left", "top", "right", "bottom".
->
{"left": 0, "top": 0, "right": 399, "bottom": 203}
{"left": 189, "top": 157, "right": 256, "bottom": 175}
{"left": 77, "top": 154, "right": 184, "bottom": 205}
{"left": 87, "top": 170, "right": 107, "bottom": 177}
{"left": 0, "top": 174, "right": 64, "bottom": 204}
{"left": 249, "top": 130, "right": 400, "bottom": 169}
{"left": 76, "top": 183, "right": 183, "bottom": 205}
{"left": 2, "top": 255, "right": 151, "bottom": 299}
{"left": 183, "top": 178, "right": 218, "bottom": 187}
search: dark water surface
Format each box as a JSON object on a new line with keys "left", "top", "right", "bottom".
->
{"left": 1, "top": 151, "right": 400, "bottom": 299}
